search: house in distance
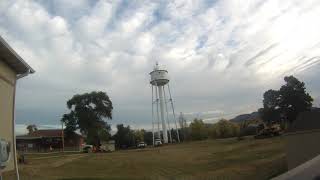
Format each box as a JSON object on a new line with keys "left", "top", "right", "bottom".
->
{"left": 16, "top": 129, "right": 84, "bottom": 152}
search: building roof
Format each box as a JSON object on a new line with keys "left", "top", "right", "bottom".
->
{"left": 30, "top": 129, "right": 64, "bottom": 137}
{"left": 16, "top": 135, "right": 41, "bottom": 140}
{"left": 287, "top": 109, "right": 320, "bottom": 133}
{"left": 0, "top": 35, "right": 35, "bottom": 75}
{"left": 16, "top": 129, "right": 83, "bottom": 139}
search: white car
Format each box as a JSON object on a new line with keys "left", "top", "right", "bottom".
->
{"left": 137, "top": 142, "right": 147, "bottom": 148}
{"left": 154, "top": 139, "right": 162, "bottom": 147}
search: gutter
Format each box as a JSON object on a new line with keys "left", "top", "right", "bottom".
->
{"left": 13, "top": 69, "right": 34, "bottom": 180}
{"left": 0, "top": 35, "right": 35, "bottom": 74}
{"left": 16, "top": 69, "right": 34, "bottom": 79}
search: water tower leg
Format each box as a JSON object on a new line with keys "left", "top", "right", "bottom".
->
{"left": 158, "top": 86, "right": 168, "bottom": 143}
{"left": 168, "top": 84, "right": 180, "bottom": 143}
{"left": 163, "top": 86, "right": 172, "bottom": 143}
{"left": 155, "top": 86, "right": 161, "bottom": 139}
{"left": 151, "top": 85, "right": 155, "bottom": 146}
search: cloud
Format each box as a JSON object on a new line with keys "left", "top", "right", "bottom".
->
{"left": 0, "top": 0, "right": 320, "bottom": 130}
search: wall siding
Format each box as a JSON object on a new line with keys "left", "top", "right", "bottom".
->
{"left": 0, "top": 60, "right": 16, "bottom": 171}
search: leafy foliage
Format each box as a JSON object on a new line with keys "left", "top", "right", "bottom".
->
{"left": 61, "top": 91, "right": 113, "bottom": 146}
{"left": 113, "top": 124, "right": 135, "bottom": 148}
{"left": 209, "top": 119, "right": 240, "bottom": 138}
{"left": 189, "top": 118, "right": 208, "bottom": 140}
{"left": 178, "top": 113, "right": 190, "bottom": 141}
{"left": 279, "top": 76, "right": 313, "bottom": 122}
{"left": 143, "top": 131, "right": 153, "bottom": 145}
{"left": 26, "top": 124, "right": 38, "bottom": 135}
{"left": 259, "top": 76, "right": 313, "bottom": 124}
{"left": 133, "top": 129, "right": 145, "bottom": 143}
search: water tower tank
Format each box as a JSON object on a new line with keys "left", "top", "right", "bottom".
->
{"left": 150, "top": 63, "right": 169, "bottom": 86}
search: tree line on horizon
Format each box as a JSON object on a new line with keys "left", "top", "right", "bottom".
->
{"left": 54, "top": 75, "right": 314, "bottom": 148}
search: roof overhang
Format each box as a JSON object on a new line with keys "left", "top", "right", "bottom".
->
{"left": 16, "top": 136, "right": 41, "bottom": 140}
{"left": 0, "top": 35, "right": 35, "bottom": 76}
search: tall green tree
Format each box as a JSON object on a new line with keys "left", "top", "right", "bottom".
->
{"left": 143, "top": 131, "right": 153, "bottom": 145}
{"left": 259, "top": 89, "right": 281, "bottom": 124}
{"left": 61, "top": 91, "right": 113, "bottom": 146}
{"left": 189, "top": 118, "right": 207, "bottom": 140}
{"left": 259, "top": 76, "right": 313, "bottom": 124}
{"left": 113, "top": 124, "right": 135, "bottom": 148}
{"left": 279, "top": 76, "right": 313, "bottom": 122}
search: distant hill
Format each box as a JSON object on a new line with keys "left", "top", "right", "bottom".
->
{"left": 230, "top": 111, "right": 260, "bottom": 123}
{"left": 230, "top": 107, "right": 320, "bottom": 123}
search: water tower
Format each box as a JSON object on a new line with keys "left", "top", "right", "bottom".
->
{"left": 150, "top": 63, "right": 180, "bottom": 144}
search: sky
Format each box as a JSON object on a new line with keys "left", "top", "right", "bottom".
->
{"left": 1, "top": 0, "right": 320, "bottom": 134}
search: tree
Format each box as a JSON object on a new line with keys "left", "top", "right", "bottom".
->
{"left": 61, "top": 91, "right": 113, "bottom": 146}
{"left": 189, "top": 118, "right": 208, "bottom": 140}
{"left": 259, "top": 76, "right": 313, "bottom": 124}
{"left": 143, "top": 131, "right": 153, "bottom": 145}
{"left": 113, "top": 124, "right": 135, "bottom": 148}
{"left": 178, "top": 112, "right": 189, "bottom": 141}
{"left": 133, "top": 129, "right": 145, "bottom": 143}
{"left": 209, "top": 119, "right": 239, "bottom": 139}
{"left": 259, "top": 89, "right": 282, "bottom": 124}
{"left": 279, "top": 76, "right": 313, "bottom": 122}
{"left": 26, "top": 124, "right": 38, "bottom": 135}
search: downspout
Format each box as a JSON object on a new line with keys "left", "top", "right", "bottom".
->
{"left": 13, "top": 69, "right": 32, "bottom": 180}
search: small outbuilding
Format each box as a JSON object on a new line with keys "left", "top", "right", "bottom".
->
{"left": 16, "top": 129, "right": 84, "bottom": 152}
{"left": 0, "top": 35, "right": 34, "bottom": 172}
{"left": 284, "top": 109, "right": 320, "bottom": 169}
{"left": 100, "top": 140, "right": 115, "bottom": 152}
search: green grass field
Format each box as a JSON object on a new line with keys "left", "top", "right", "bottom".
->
{"left": 4, "top": 137, "right": 287, "bottom": 180}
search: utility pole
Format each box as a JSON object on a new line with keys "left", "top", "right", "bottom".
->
{"left": 61, "top": 121, "right": 64, "bottom": 152}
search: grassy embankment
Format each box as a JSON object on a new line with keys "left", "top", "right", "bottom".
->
{"left": 4, "top": 136, "right": 286, "bottom": 180}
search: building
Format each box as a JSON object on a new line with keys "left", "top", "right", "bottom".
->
{"left": 100, "top": 140, "right": 115, "bottom": 152}
{"left": 16, "top": 129, "right": 84, "bottom": 152}
{"left": 0, "top": 35, "right": 34, "bottom": 172}
{"left": 285, "top": 109, "right": 320, "bottom": 169}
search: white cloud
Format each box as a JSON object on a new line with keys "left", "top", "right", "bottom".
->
{"left": 75, "top": 0, "right": 115, "bottom": 40}
{"left": 0, "top": 0, "right": 320, "bottom": 130}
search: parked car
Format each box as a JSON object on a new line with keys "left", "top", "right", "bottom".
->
{"left": 82, "top": 144, "right": 93, "bottom": 153}
{"left": 154, "top": 139, "right": 162, "bottom": 147}
{"left": 137, "top": 142, "right": 147, "bottom": 148}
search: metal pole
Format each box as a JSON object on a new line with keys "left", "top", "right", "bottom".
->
{"left": 61, "top": 121, "right": 64, "bottom": 152}
{"left": 155, "top": 85, "right": 161, "bottom": 139}
{"left": 167, "top": 84, "right": 180, "bottom": 143}
{"left": 158, "top": 86, "right": 168, "bottom": 143}
{"left": 163, "top": 86, "right": 172, "bottom": 143}
{"left": 151, "top": 85, "right": 155, "bottom": 146}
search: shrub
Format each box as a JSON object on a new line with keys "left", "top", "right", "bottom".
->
{"left": 209, "top": 119, "right": 240, "bottom": 139}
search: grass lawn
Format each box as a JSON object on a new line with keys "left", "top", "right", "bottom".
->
{"left": 4, "top": 136, "right": 287, "bottom": 180}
